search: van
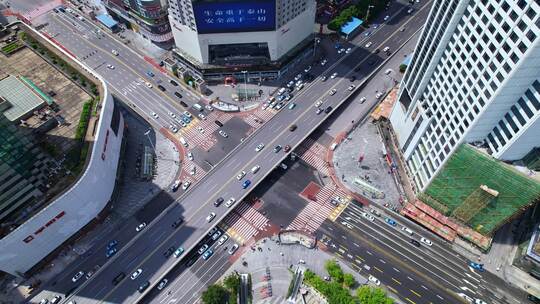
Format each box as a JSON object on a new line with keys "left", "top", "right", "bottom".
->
{"left": 330, "top": 143, "right": 338, "bottom": 151}
{"left": 179, "top": 137, "right": 188, "bottom": 147}
{"left": 193, "top": 103, "right": 203, "bottom": 111}
{"left": 251, "top": 165, "right": 260, "bottom": 174}
{"left": 277, "top": 87, "right": 287, "bottom": 96}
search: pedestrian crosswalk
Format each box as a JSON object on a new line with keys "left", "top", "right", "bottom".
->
{"left": 220, "top": 200, "right": 269, "bottom": 244}
{"left": 179, "top": 161, "right": 206, "bottom": 183}
{"left": 287, "top": 184, "right": 350, "bottom": 233}
{"left": 21, "top": 0, "right": 62, "bottom": 21}
{"left": 243, "top": 108, "right": 275, "bottom": 128}
{"left": 296, "top": 138, "right": 330, "bottom": 176}
{"left": 180, "top": 111, "right": 233, "bottom": 151}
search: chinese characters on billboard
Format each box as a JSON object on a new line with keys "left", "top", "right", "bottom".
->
{"left": 193, "top": 0, "right": 276, "bottom": 34}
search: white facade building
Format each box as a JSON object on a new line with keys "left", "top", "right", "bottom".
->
{"left": 168, "top": 0, "right": 316, "bottom": 65}
{"left": 390, "top": 0, "right": 540, "bottom": 191}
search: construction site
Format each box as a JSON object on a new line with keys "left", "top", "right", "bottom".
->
{"left": 402, "top": 144, "right": 540, "bottom": 250}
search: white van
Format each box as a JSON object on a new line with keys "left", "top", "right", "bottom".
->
{"left": 193, "top": 103, "right": 203, "bottom": 111}
{"left": 179, "top": 137, "right": 188, "bottom": 147}
{"left": 251, "top": 165, "right": 260, "bottom": 174}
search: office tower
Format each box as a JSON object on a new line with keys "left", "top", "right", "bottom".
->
{"left": 390, "top": 0, "right": 540, "bottom": 191}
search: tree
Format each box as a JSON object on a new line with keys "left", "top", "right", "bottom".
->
{"left": 399, "top": 64, "right": 408, "bottom": 73}
{"left": 356, "top": 286, "right": 394, "bottom": 304}
{"left": 343, "top": 273, "right": 356, "bottom": 288}
{"left": 325, "top": 260, "right": 344, "bottom": 283}
{"left": 223, "top": 272, "right": 240, "bottom": 301}
{"left": 202, "top": 284, "right": 229, "bottom": 304}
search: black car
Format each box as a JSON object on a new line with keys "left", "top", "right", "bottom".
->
{"left": 410, "top": 239, "right": 421, "bottom": 247}
{"left": 374, "top": 48, "right": 380, "bottom": 54}
{"left": 214, "top": 197, "right": 224, "bottom": 207}
{"left": 171, "top": 218, "right": 183, "bottom": 228}
{"left": 170, "top": 79, "right": 179, "bottom": 86}
{"left": 174, "top": 92, "right": 182, "bottom": 99}
{"left": 349, "top": 76, "right": 356, "bottom": 82}
{"left": 186, "top": 257, "right": 197, "bottom": 267}
{"left": 180, "top": 101, "right": 188, "bottom": 108}
{"left": 368, "top": 59, "right": 376, "bottom": 65}
{"left": 138, "top": 281, "right": 150, "bottom": 293}
{"left": 164, "top": 246, "right": 175, "bottom": 257}
{"left": 112, "top": 272, "right": 126, "bottom": 286}
{"left": 324, "top": 106, "right": 332, "bottom": 114}
{"left": 157, "top": 85, "right": 166, "bottom": 92}
{"left": 215, "top": 120, "right": 224, "bottom": 127}
{"left": 289, "top": 124, "right": 297, "bottom": 131}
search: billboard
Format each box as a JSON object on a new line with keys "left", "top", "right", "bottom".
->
{"left": 193, "top": 0, "right": 276, "bottom": 34}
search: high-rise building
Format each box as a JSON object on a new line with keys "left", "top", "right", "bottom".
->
{"left": 168, "top": 0, "right": 316, "bottom": 80}
{"left": 390, "top": 0, "right": 540, "bottom": 191}
{"left": 103, "top": 0, "right": 173, "bottom": 44}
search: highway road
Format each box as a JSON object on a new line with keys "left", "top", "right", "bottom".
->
{"left": 30, "top": 1, "right": 441, "bottom": 304}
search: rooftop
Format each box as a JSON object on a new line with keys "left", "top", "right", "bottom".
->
{"left": 96, "top": 14, "right": 118, "bottom": 29}
{"left": 0, "top": 75, "right": 46, "bottom": 121}
{"left": 422, "top": 144, "right": 540, "bottom": 236}
{"left": 341, "top": 17, "right": 363, "bottom": 35}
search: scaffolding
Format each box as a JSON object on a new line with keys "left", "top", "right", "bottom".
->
{"left": 422, "top": 144, "right": 540, "bottom": 236}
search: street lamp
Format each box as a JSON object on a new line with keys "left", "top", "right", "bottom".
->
{"left": 365, "top": 5, "right": 375, "bottom": 22}
{"left": 241, "top": 70, "right": 248, "bottom": 101}
{"left": 313, "top": 37, "right": 321, "bottom": 59}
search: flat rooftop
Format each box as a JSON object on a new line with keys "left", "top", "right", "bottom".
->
{"left": 0, "top": 75, "right": 46, "bottom": 121}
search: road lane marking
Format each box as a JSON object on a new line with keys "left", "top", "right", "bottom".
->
{"left": 356, "top": 255, "right": 364, "bottom": 261}
{"left": 387, "top": 286, "right": 398, "bottom": 294}
{"left": 374, "top": 266, "right": 383, "bottom": 273}
{"left": 392, "top": 278, "right": 402, "bottom": 285}
{"left": 410, "top": 289, "right": 421, "bottom": 297}
{"left": 407, "top": 276, "right": 414, "bottom": 281}
{"left": 405, "top": 297, "right": 416, "bottom": 304}
{"left": 366, "top": 250, "right": 372, "bottom": 255}
{"left": 421, "top": 285, "right": 428, "bottom": 290}
{"left": 379, "top": 259, "right": 386, "bottom": 264}
{"left": 393, "top": 267, "right": 400, "bottom": 272}
{"left": 436, "top": 294, "right": 444, "bottom": 300}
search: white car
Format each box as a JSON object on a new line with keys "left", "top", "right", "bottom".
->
{"left": 130, "top": 268, "right": 143, "bottom": 280}
{"left": 362, "top": 213, "right": 375, "bottom": 222}
{"left": 338, "top": 48, "right": 345, "bottom": 54}
{"left": 197, "top": 244, "right": 209, "bottom": 254}
{"left": 407, "top": 8, "right": 414, "bottom": 14}
{"left": 146, "top": 82, "right": 153, "bottom": 88}
{"left": 255, "top": 143, "right": 265, "bottom": 152}
{"left": 329, "top": 89, "right": 337, "bottom": 96}
{"left": 228, "top": 244, "right": 239, "bottom": 255}
{"left": 225, "top": 197, "right": 236, "bottom": 208}
{"left": 219, "top": 130, "right": 228, "bottom": 138}
{"left": 206, "top": 212, "right": 216, "bottom": 222}
{"left": 376, "top": 92, "right": 384, "bottom": 99}
{"left": 211, "top": 230, "right": 222, "bottom": 241}
{"left": 205, "top": 104, "right": 214, "bottom": 111}
{"left": 315, "top": 100, "right": 323, "bottom": 107}
{"left": 151, "top": 112, "right": 158, "bottom": 119}
{"left": 359, "top": 97, "right": 367, "bottom": 104}
{"left": 157, "top": 278, "right": 168, "bottom": 290}
{"left": 384, "top": 15, "right": 390, "bottom": 21}
{"left": 136, "top": 222, "right": 147, "bottom": 232}
{"left": 365, "top": 42, "right": 373, "bottom": 48}
{"left": 420, "top": 237, "right": 433, "bottom": 246}
{"left": 321, "top": 59, "right": 327, "bottom": 66}
{"left": 189, "top": 166, "right": 196, "bottom": 175}
{"left": 72, "top": 271, "right": 85, "bottom": 282}
{"left": 304, "top": 65, "right": 312, "bottom": 73}
{"left": 236, "top": 171, "right": 246, "bottom": 180}
{"left": 294, "top": 74, "right": 302, "bottom": 81}
{"left": 183, "top": 111, "right": 192, "bottom": 118}
{"left": 345, "top": 47, "right": 352, "bottom": 54}
{"left": 330, "top": 72, "right": 338, "bottom": 79}
{"left": 182, "top": 181, "right": 191, "bottom": 190}
{"left": 216, "top": 235, "right": 229, "bottom": 247}
{"left": 111, "top": 49, "right": 119, "bottom": 56}
{"left": 368, "top": 275, "right": 380, "bottom": 286}
{"left": 197, "top": 126, "right": 205, "bottom": 134}
{"left": 198, "top": 113, "right": 206, "bottom": 120}
{"left": 457, "top": 293, "right": 474, "bottom": 303}
{"left": 169, "top": 125, "right": 178, "bottom": 133}
{"left": 348, "top": 85, "right": 355, "bottom": 91}
{"left": 187, "top": 152, "right": 193, "bottom": 160}
{"left": 171, "top": 179, "right": 181, "bottom": 192}
{"left": 474, "top": 299, "right": 487, "bottom": 304}
{"left": 106, "top": 64, "right": 115, "bottom": 69}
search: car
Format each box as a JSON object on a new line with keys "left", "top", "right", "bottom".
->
{"left": 321, "top": 59, "right": 328, "bottom": 66}
{"left": 410, "top": 239, "right": 421, "bottom": 247}
{"left": 225, "top": 197, "right": 236, "bottom": 207}
{"left": 157, "top": 278, "right": 168, "bottom": 290}
{"left": 106, "top": 247, "right": 117, "bottom": 258}
{"left": 206, "top": 212, "right": 216, "bottom": 222}
{"left": 316, "top": 108, "right": 323, "bottom": 115}
{"left": 146, "top": 82, "right": 153, "bottom": 88}
{"left": 242, "top": 180, "right": 251, "bottom": 189}
{"left": 345, "top": 47, "right": 352, "bottom": 54}
{"left": 315, "top": 100, "right": 323, "bottom": 107}
{"left": 157, "top": 85, "right": 166, "bottom": 91}
{"left": 288, "top": 103, "right": 296, "bottom": 110}
{"left": 374, "top": 48, "right": 380, "bottom": 54}
{"left": 368, "top": 275, "right": 380, "bottom": 286}
{"left": 171, "top": 218, "right": 183, "bottom": 228}
{"left": 294, "top": 74, "right": 302, "bottom": 81}
{"left": 182, "top": 181, "right": 191, "bottom": 190}
{"left": 39, "top": 299, "right": 49, "bottom": 304}
{"left": 289, "top": 124, "right": 297, "bottom": 132}
{"left": 183, "top": 111, "right": 192, "bottom": 118}
{"left": 304, "top": 66, "right": 312, "bottom": 73}
{"left": 274, "top": 145, "right": 282, "bottom": 153}
{"left": 168, "top": 111, "right": 176, "bottom": 118}
{"left": 189, "top": 165, "right": 196, "bottom": 175}
{"left": 138, "top": 281, "right": 150, "bottom": 293}
{"left": 420, "top": 237, "right": 433, "bottom": 246}
{"left": 214, "top": 197, "right": 224, "bottom": 207}
{"left": 407, "top": 8, "right": 414, "bottom": 14}
{"left": 151, "top": 112, "right": 158, "bottom": 119}
{"left": 164, "top": 246, "right": 175, "bottom": 257}
{"left": 468, "top": 262, "right": 485, "bottom": 272}
{"left": 198, "top": 244, "right": 209, "bottom": 255}
{"left": 219, "top": 130, "right": 228, "bottom": 138}
{"left": 106, "top": 64, "right": 115, "bottom": 69}
{"left": 251, "top": 165, "right": 260, "bottom": 173}
{"left": 330, "top": 72, "right": 338, "bottom": 79}
{"left": 228, "top": 244, "right": 239, "bottom": 255}
{"left": 202, "top": 249, "right": 214, "bottom": 260}
{"left": 187, "top": 152, "right": 193, "bottom": 160}
{"left": 107, "top": 240, "right": 118, "bottom": 250}
{"left": 365, "top": 42, "right": 373, "bottom": 48}
{"left": 383, "top": 46, "right": 390, "bottom": 53}
{"left": 198, "top": 113, "right": 206, "bottom": 120}
{"left": 350, "top": 75, "right": 356, "bottom": 82}
{"left": 370, "top": 209, "right": 381, "bottom": 217}
{"left": 321, "top": 75, "right": 327, "bottom": 81}
{"left": 474, "top": 299, "right": 487, "bottom": 304}
{"left": 174, "top": 247, "right": 184, "bottom": 258}
{"left": 279, "top": 163, "right": 288, "bottom": 170}
{"left": 111, "top": 49, "right": 119, "bottom": 56}
{"left": 338, "top": 48, "right": 345, "bottom": 54}
{"left": 457, "top": 293, "right": 474, "bottom": 303}
{"left": 283, "top": 145, "right": 291, "bottom": 152}
{"left": 217, "top": 235, "right": 229, "bottom": 247}
{"left": 262, "top": 103, "right": 269, "bottom": 110}
{"left": 211, "top": 231, "right": 222, "bottom": 240}
{"left": 348, "top": 85, "right": 355, "bottom": 91}
{"left": 385, "top": 217, "right": 397, "bottom": 226}
{"left": 275, "top": 102, "right": 284, "bottom": 110}
{"left": 286, "top": 80, "right": 295, "bottom": 88}
{"left": 364, "top": 31, "right": 371, "bottom": 37}
{"left": 329, "top": 89, "right": 337, "bottom": 96}
{"left": 50, "top": 296, "right": 62, "bottom": 304}
{"left": 402, "top": 226, "right": 414, "bottom": 235}
{"left": 197, "top": 126, "right": 205, "bottom": 134}
{"left": 255, "top": 143, "right": 265, "bottom": 152}
{"left": 169, "top": 79, "right": 179, "bottom": 86}
{"left": 384, "top": 15, "right": 390, "bottom": 21}
{"left": 528, "top": 295, "right": 540, "bottom": 304}
{"left": 376, "top": 92, "right": 384, "bottom": 99}
{"left": 169, "top": 125, "right": 178, "bottom": 133}
{"left": 85, "top": 270, "right": 95, "bottom": 279}
{"left": 324, "top": 106, "right": 333, "bottom": 114}
{"left": 72, "top": 271, "right": 85, "bottom": 282}
{"left": 236, "top": 171, "right": 247, "bottom": 181}
{"left": 130, "top": 268, "right": 143, "bottom": 280}
{"left": 208, "top": 227, "right": 218, "bottom": 236}
{"left": 136, "top": 222, "right": 147, "bottom": 232}
{"left": 205, "top": 104, "right": 214, "bottom": 111}
{"left": 146, "top": 71, "right": 155, "bottom": 77}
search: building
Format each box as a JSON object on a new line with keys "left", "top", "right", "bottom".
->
{"left": 390, "top": 0, "right": 540, "bottom": 192}
{"left": 103, "top": 0, "right": 173, "bottom": 44}
{"left": 0, "top": 23, "right": 124, "bottom": 277}
{"left": 168, "top": 0, "right": 316, "bottom": 82}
